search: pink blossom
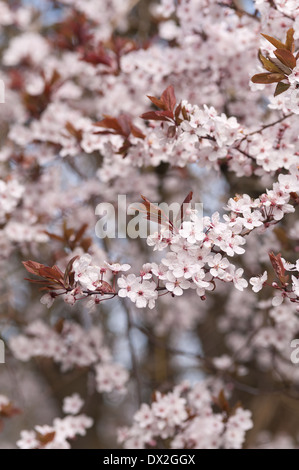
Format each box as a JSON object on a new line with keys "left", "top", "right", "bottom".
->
{"left": 250, "top": 271, "right": 268, "bottom": 293}
{"left": 63, "top": 394, "right": 84, "bottom": 415}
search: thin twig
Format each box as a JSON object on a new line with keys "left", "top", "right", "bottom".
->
{"left": 217, "top": 2, "right": 260, "bottom": 22}
{"left": 268, "top": 0, "right": 294, "bottom": 21}
{"left": 241, "top": 113, "right": 293, "bottom": 140}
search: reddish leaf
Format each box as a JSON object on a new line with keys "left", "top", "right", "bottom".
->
{"left": 94, "top": 116, "right": 124, "bottom": 135}
{"left": 23, "top": 261, "right": 64, "bottom": 287}
{"left": 73, "top": 224, "right": 88, "bottom": 244}
{"left": 258, "top": 50, "right": 282, "bottom": 73}
{"left": 94, "top": 114, "right": 144, "bottom": 141}
{"left": 213, "top": 389, "right": 230, "bottom": 414}
{"left": 182, "top": 106, "right": 189, "bottom": 121}
{"left": 0, "top": 402, "right": 21, "bottom": 418}
{"left": 80, "top": 43, "right": 113, "bottom": 66}
{"left": 167, "top": 125, "right": 176, "bottom": 138}
{"left": 147, "top": 95, "right": 167, "bottom": 110}
{"left": 64, "top": 255, "right": 79, "bottom": 287}
{"left": 269, "top": 252, "right": 289, "bottom": 285}
{"left": 37, "top": 431, "right": 56, "bottom": 445}
{"left": 141, "top": 110, "right": 174, "bottom": 122}
{"left": 97, "top": 281, "right": 114, "bottom": 294}
{"left": 43, "top": 231, "right": 64, "bottom": 242}
{"left": 269, "top": 252, "right": 284, "bottom": 275}
{"left": 274, "top": 49, "right": 296, "bottom": 69}
{"left": 38, "top": 266, "right": 63, "bottom": 282}
{"left": 176, "top": 191, "right": 193, "bottom": 225}
{"left": 117, "top": 114, "right": 132, "bottom": 137}
{"left": 23, "top": 260, "right": 46, "bottom": 276}
{"left": 174, "top": 102, "right": 183, "bottom": 125}
{"left": 161, "top": 85, "right": 176, "bottom": 112}
{"left": 54, "top": 318, "right": 65, "bottom": 334}
{"left": 146, "top": 85, "right": 176, "bottom": 113}
{"left": 81, "top": 237, "right": 92, "bottom": 252}
{"left": 251, "top": 72, "right": 285, "bottom": 84}
{"left": 118, "top": 139, "right": 131, "bottom": 156}
{"left": 274, "top": 82, "right": 290, "bottom": 96}
{"left": 130, "top": 124, "right": 146, "bottom": 139}
{"left": 139, "top": 195, "right": 174, "bottom": 230}
{"left": 47, "top": 69, "right": 61, "bottom": 89}
{"left": 286, "top": 28, "right": 295, "bottom": 53}
{"left": 65, "top": 121, "right": 82, "bottom": 141}
{"left": 261, "top": 33, "right": 288, "bottom": 50}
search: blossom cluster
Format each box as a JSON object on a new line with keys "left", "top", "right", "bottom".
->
{"left": 9, "top": 320, "right": 128, "bottom": 394}
{"left": 0, "top": 179, "right": 24, "bottom": 223}
{"left": 0, "top": 395, "right": 20, "bottom": 433}
{"left": 250, "top": 254, "right": 299, "bottom": 306}
{"left": 17, "top": 395, "right": 93, "bottom": 449}
{"left": 22, "top": 162, "right": 298, "bottom": 313}
{"left": 118, "top": 381, "right": 253, "bottom": 449}
{"left": 72, "top": 88, "right": 299, "bottom": 183}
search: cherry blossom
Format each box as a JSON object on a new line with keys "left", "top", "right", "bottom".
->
{"left": 118, "top": 381, "right": 253, "bottom": 449}
{"left": 17, "top": 401, "right": 93, "bottom": 450}
{"left": 129, "top": 279, "right": 158, "bottom": 309}
{"left": 63, "top": 394, "right": 84, "bottom": 415}
{"left": 1, "top": 0, "right": 299, "bottom": 450}
{"left": 250, "top": 271, "right": 268, "bottom": 293}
